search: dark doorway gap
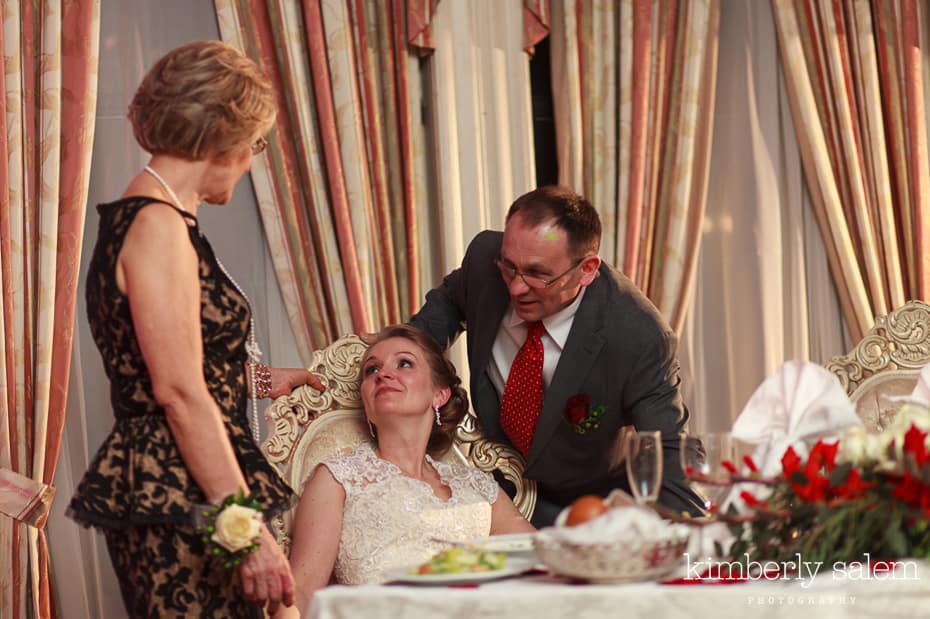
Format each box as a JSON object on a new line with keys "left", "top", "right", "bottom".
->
{"left": 529, "top": 37, "right": 558, "bottom": 187}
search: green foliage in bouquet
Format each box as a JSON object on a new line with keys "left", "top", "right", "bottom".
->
{"left": 726, "top": 404, "right": 930, "bottom": 566}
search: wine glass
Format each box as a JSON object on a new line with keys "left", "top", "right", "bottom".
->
{"left": 680, "top": 432, "right": 734, "bottom": 512}
{"left": 625, "top": 431, "right": 663, "bottom": 505}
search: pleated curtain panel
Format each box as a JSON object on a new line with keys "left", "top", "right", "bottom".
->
{"left": 0, "top": 1, "right": 101, "bottom": 618}
{"left": 214, "top": 0, "right": 550, "bottom": 362}
{"left": 549, "top": 0, "right": 721, "bottom": 334}
{"left": 772, "top": 0, "right": 930, "bottom": 342}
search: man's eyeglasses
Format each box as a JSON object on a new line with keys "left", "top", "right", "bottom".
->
{"left": 250, "top": 135, "right": 268, "bottom": 155}
{"left": 495, "top": 257, "right": 585, "bottom": 289}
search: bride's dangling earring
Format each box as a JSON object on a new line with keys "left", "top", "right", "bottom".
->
{"left": 434, "top": 405, "right": 441, "bottom": 426}
{"left": 367, "top": 418, "right": 376, "bottom": 438}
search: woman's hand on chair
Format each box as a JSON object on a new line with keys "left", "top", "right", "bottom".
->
{"left": 239, "top": 524, "right": 295, "bottom": 614}
{"left": 268, "top": 367, "right": 326, "bottom": 398}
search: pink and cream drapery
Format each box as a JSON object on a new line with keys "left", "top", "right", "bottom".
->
{"left": 412, "top": 0, "right": 550, "bottom": 52}
{"left": 549, "top": 0, "right": 720, "bottom": 333}
{"left": 215, "top": 0, "right": 551, "bottom": 361}
{"left": 772, "top": 0, "right": 930, "bottom": 342}
{"left": 0, "top": 1, "right": 100, "bottom": 618}
{"left": 215, "top": 0, "right": 432, "bottom": 362}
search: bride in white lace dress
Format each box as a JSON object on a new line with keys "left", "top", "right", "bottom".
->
{"left": 279, "top": 325, "right": 534, "bottom": 617}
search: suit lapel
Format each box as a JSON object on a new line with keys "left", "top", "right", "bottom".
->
{"left": 471, "top": 276, "right": 509, "bottom": 435}
{"left": 526, "top": 277, "right": 607, "bottom": 468}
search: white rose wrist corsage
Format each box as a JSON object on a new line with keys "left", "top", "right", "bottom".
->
{"left": 196, "top": 492, "right": 263, "bottom": 569}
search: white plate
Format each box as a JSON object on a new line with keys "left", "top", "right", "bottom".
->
{"left": 383, "top": 557, "right": 536, "bottom": 585}
{"left": 468, "top": 533, "right": 534, "bottom": 553}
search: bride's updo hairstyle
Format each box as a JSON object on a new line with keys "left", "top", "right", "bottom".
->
{"left": 128, "top": 40, "right": 275, "bottom": 160}
{"left": 368, "top": 325, "right": 469, "bottom": 457}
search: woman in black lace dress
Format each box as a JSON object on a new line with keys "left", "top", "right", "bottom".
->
{"left": 67, "top": 41, "right": 321, "bottom": 618}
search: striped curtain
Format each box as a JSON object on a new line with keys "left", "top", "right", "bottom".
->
{"left": 549, "top": 0, "right": 720, "bottom": 333}
{"left": 772, "top": 0, "right": 930, "bottom": 342}
{"left": 0, "top": 2, "right": 100, "bottom": 618}
{"left": 216, "top": 1, "right": 551, "bottom": 360}
{"left": 215, "top": 0, "right": 437, "bottom": 362}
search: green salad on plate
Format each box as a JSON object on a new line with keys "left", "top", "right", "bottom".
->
{"left": 410, "top": 546, "right": 507, "bottom": 575}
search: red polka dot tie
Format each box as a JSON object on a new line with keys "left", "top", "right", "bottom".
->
{"left": 500, "top": 321, "right": 545, "bottom": 458}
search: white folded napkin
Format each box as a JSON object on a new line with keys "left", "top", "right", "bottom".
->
{"left": 540, "top": 505, "right": 689, "bottom": 544}
{"left": 686, "top": 521, "right": 734, "bottom": 560}
{"left": 730, "top": 360, "right": 862, "bottom": 477}
{"left": 911, "top": 362, "right": 930, "bottom": 406}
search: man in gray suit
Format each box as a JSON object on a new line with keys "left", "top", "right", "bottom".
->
{"left": 411, "top": 186, "right": 703, "bottom": 526}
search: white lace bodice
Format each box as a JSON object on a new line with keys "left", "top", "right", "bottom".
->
{"left": 319, "top": 443, "right": 500, "bottom": 584}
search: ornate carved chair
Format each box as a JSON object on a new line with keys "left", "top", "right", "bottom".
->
{"left": 825, "top": 300, "right": 930, "bottom": 432}
{"left": 261, "top": 335, "right": 536, "bottom": 552}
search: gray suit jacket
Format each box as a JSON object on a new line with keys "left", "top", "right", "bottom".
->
{"left": 411, "top": 231, "right": 702, "bottom": 524}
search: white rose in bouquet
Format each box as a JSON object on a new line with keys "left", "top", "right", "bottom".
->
{"left": 212, "top": 504, "right": 262, "bottom": 552}
{"left": 838, "top": 426, "right": 885, "bottom": 465}
{"left": 882, "top": 403, "right": 930, "bottom": 461}
{"left": 888, "top": 403, "right": 930, "bottom": 432}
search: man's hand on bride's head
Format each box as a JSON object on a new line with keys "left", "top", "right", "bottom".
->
{"left": 268, "top": 367, "right": 326, "bottom": 399}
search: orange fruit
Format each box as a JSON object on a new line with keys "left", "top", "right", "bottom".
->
{"left": 565, "top": 495, "right": 608, "bottom": 526}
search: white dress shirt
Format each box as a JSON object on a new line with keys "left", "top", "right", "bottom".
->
{"left": 488, "top": 288, "right": 587, "bottom": 397}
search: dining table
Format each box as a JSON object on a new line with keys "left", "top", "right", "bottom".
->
{"left": 308, "top": 560, "right": 930, "bottom": 619}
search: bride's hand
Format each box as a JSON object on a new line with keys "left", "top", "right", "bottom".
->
{"left": 268, "top": 367, "right": 325, "bottom": 398}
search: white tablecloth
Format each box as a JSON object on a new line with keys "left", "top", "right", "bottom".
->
{"left": 309, "top": 562, "right": 930, "bottom": 619}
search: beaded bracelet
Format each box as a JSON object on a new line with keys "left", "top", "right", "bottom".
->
{"left": 195, "top": 492, "right": 263, "bottom": 569}
{"left": 251, "top": 363, "right": 273, "bottom": 399}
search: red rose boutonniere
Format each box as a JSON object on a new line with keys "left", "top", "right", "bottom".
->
{"left": 563, "top": 394, "right": 606, "bottom": 434}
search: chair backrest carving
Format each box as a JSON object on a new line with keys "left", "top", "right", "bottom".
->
{"left": 262, "top": 335, "right": 536, "bottom": 552}
{"left": 825, "top": 300, "right": 930, "bottom": 432}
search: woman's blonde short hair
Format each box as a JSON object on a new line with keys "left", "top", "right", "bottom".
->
{"left": 129, "top": 40, "right": 275, "bottom": 159}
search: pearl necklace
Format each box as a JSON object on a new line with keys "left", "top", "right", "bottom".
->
{"left": 143, "top": 165, "right": 263, "bottom": 442}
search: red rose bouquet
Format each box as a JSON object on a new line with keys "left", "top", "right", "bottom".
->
{"left": 726, "top": 403, "right": 930, "bottom": 565}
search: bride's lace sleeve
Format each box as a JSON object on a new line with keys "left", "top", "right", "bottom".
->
{"left": 297, "top": 461, "right": 349, "bottom": 497}
{"left": 430, "top": 458, "right": 501, "bottom": 504}
{"left": 319, "top": 458, "right": 354, "bottom": 493}
{"left": 315, "top": 445, "right": 393, "bottom": 498}
{"left": 465, "top": 467, "right": 500, "bottom": 504}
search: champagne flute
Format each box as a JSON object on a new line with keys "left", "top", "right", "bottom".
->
{"left": 680, "top": 432, "right": 735, "bottom": 562}
{"left": 625, "top": 431, "right": 663, "bottom": 505}
{"left": 680, "top": 432, "right": 734, "bottom": 512}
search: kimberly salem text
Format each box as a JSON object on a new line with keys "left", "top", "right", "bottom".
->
{"left": 684, "top": 553, "right": 920, "bottom": 588}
